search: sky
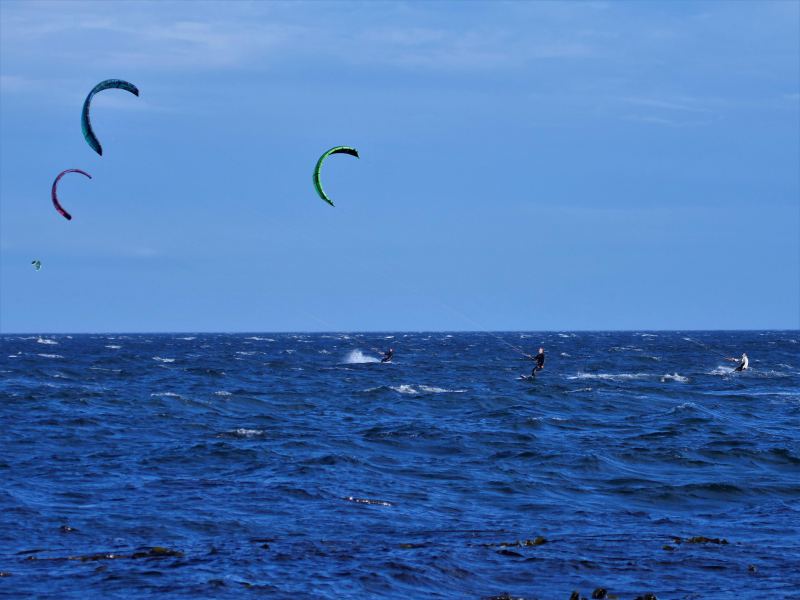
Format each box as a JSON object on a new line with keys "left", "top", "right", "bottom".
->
{"left": 0, "top": 0, "right": 798, "bottom": 333}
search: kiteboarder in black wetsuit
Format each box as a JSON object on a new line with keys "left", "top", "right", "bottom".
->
{"left": 727, "top": 352, "right": 749, "bottom": 372}
{"left": 528, "top": 347, "right": 545, "bottom": 378}
{"left": 381, "top": 348, "right": 394, "bottom": 363}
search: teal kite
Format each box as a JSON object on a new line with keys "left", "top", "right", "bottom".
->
{"left": 81, "top": 79, "right": 139, "bottom": 155}
{"left": 31, "top": 260, "right": 42, "bottom": 271}
{"left": 312, "top": 146, "right": 359, "bottom": 207}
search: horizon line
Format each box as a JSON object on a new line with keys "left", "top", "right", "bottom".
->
{"left": 1, "top": 328, "right": 797, "bottom": 336}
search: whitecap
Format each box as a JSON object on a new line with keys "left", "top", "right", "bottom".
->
{"left": 37, "top": 337, "right": 58, "bottom": 345}
{"left": 391, "top": 384, "right": 418, "bottom": 394}
{"left": 152, "top": 356, "right": 175, "bottom": 363}
{"left": 661, "top": 373, "right": 689, "bottom": 383}
{"left": 37, "top": 353, "right": 63, "bottom": 359}
{"left": 105, "top": 345, "right": 122, "bottom": 349}
{"left": 344, "top": 496, "right": 392, "bottom": 506}
{"left": 229, "top": 428, "right": 264, "bottom": 437}
{"left": 567, "top": 372, "right": 650, "bottom": 381}
{"left": 150, "top": 392, "right": 181, "bottom": 398}
{"left": 418, "top": 385, "right": 466, "bottom": 393}
{"left": 214, "top": 391, "right": 232, "bottom": 396}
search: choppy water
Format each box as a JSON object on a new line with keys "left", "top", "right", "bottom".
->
{"left": 1, "top": 331, "right": 798, "bottom": 599}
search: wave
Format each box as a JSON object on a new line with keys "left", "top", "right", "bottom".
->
{"left": 214, "top": 391, "right": 232, "bottom": 396}
{"left": 37, "top": 337, "right": 58, "bottom": 345}
{"left": 245, "top": 337, "right": 275, "bottom": 342}
{"left": 219, "top": 428, "right": 265, "bottom": 438}
{"left": 344, "top": 350, "right": 379, "bottom": 364}
{"left": 37, "top": 353, "right": 63, "bottom": 359}
{"left": 661, "top": 373, "right": 689, "bottom": 383}
{"left": 568, "top": 372, "right": 650, "bottom": 382}
{"left": 105, "top": 345, "right": 122, "bottom": 349}
{"left": 150, "top": 392, "right": 181, "bottom": 398}
{"left": 344, "top": 496, "right": 393, "bottom": 506}
{"left": 152, "top": 356, "right": 176, "bottom": 363}
{"left": 390, "top": 384, "right": 466, "bottom": 395}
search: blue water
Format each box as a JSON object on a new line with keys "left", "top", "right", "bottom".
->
{"left": 1, "top": 331, "right": 798, "bottom": 599}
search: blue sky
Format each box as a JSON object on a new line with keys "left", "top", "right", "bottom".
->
{"left": 1, "top": 0, "right": 798, "bottom": 332}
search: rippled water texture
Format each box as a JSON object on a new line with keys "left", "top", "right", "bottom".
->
{"left": 1, "top": 331, "right": 798, "bottom": 599}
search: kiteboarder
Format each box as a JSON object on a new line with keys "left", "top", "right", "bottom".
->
{"left": 727, "top": 353, "right": 749, "bottom": 372}
{"left": 380, "top": 348, "right": 394, "bottom": 363}
{"left": 527, "top": 347, "right": 545, "bottom": 378}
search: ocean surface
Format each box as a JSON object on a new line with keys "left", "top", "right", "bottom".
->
{"left": 1, "top": 331, "right": 798, "bottom": 599}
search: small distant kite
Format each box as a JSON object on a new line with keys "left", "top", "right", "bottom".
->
{"left": 312, "top": 146, "right": 359, "bottom": 207}
{"left": 52, "top": 169, "right": 92, "bottom": 221}
{"left": 31, "top": 260, "right": 42, "bottom": 271}
{"left": 81, "top": 79, "right": 139, "bottom": 155}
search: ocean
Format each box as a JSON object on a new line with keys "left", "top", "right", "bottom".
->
{"left": 1, "top": 331, "right": 798, "bottom": 599}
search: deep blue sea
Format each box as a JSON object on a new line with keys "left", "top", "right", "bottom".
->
{"left": 1, "top": 331, "right": 798, "bottom": 599}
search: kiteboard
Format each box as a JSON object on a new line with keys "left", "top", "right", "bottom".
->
{"left": 519, "top": 374, "right": 536, "bottom": 382}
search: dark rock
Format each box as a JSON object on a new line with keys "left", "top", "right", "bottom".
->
{"left": 662, "top": 545, "right": 675, "bottom": 551}
{"left": 592, "top": 588, "right": 607, "bottom": 599}
{"left": 59, "top": 525, "right": 76, "bottom": 533}
{"left": 260, "top": 543, "right": 270, "bottom": 550}
{"left": 497, "top": 549, "right": 523, "bottom": 557}
{"left": 569, "top": 592, "right": 580, "bottom": 600}
{"left": 0, "top": 572, "right": 11, "bottom": 577}
{"left": 634, "top": 594, "right": 658, "bottom": 600}
{"left": 748, "top": 564, "right": 757, "bottom": 573}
